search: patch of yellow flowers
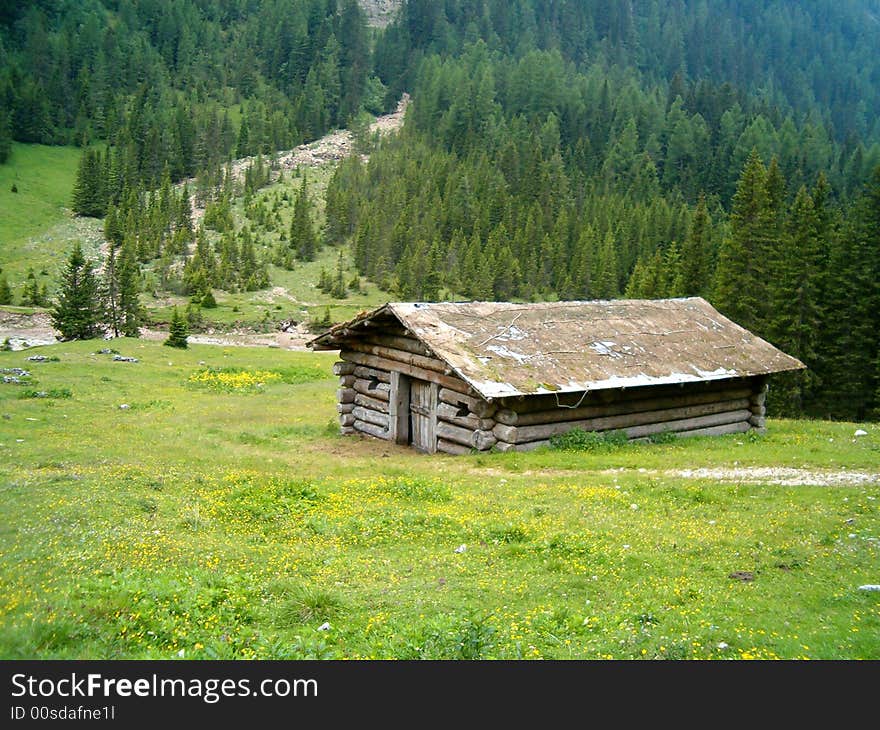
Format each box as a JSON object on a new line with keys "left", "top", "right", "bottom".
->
{"left": 188, "top": 368, "right": 281, "bottom": 392}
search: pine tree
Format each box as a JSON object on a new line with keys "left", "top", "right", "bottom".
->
{"left": 72, "top": 148, "right": 107, "bottom": 217}
{"left": 102, "top": 244, "right": 122, "bottom": 337}
{"left": 290, "top": 178, "right": 318, "bottom": 261}
{"left": 713, "top": 149, "right": 773, "bottom": 333}
{"left": 593, "top": 230, "right": 620, "bottom": 299}
{"left": 51, "top": 242, "right": 102, "bottom": 340}
{"left": 0, "top": 276, "right": 13, "bottom": 305}
{"left": 815, "top": 168, "right": 880, "bottom": 419}
{"left": 117, "top": 240, "right": 142, "bottom": 337}
{"left": 765, "top": 186, "right": 824, "bottom": 415}
{"left": 22, "top": 268, "right": 41, "bottom": 306}
{"left": 679, "top": 193, "right": 712, "bottom": 296}
{"left": 164, "top": 307, "right": 188, "bottom": 349}
{"left": 104, "top": 205, "right": 124, "bottom": 248}
{"left": 331, "top": 250, "right": 348, "bottom": 298}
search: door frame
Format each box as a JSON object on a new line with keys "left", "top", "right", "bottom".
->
{"left": 390, "top": 371, "right": 411, "bottom": 445}
{"left": 390, "top": 372, "right": 438, "bottom": 453}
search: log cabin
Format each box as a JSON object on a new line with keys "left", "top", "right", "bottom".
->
{"left": 307, "top": 298, "right": 805, "bottom": 454}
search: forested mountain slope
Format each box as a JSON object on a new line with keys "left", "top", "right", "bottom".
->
{"left": 336, "top": 1, "right": 880, "bottom": 420}
{"left": 1, "top": 0, "right": 879, "bottom": 421}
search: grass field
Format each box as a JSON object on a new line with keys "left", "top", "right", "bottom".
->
{"left": 0, "top": 339, "right": 877, "bottom": 659}
{"left": 0, "top": 144, "right": 104, "bottom": 288}
{"left": 0, "top": 141, "right": 391, "bottom": 330}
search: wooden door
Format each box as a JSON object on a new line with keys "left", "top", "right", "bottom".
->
{"left": 409, "top": 379, "right": 437, "bottom": 453}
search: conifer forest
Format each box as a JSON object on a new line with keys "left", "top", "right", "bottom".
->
{"left": 1, "top": 1, "right": 879, "bottom": 420}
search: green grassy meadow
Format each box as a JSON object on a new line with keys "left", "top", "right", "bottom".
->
{"left": 0, "top": 339, "right": 878, "bottom": 660}
{"left": 1, "top": 142, "right": 390, "bottom": 332}
{"left": 0, "top": 144, "right": 104, "bottom": 287}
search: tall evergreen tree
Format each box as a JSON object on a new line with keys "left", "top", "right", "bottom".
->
{"left": 765, "top": 186, "right": 824, "bottom": 415}
{"left": 103, "top": 240, "right": 142, "bottom": 338}
{"left": 290, "top": 178, "right": 318, "bottom": 261}
{"left": 713, "top": 149, "right": 773, "bottom": 333}
{"left": 51, "top": 242, "right": 102, "bottom": 340}
{"left": 679, "top": 193, "right": 712, "bottom": 296}
{"left": 814, "top": 167, "right": 880, "bottom": 419}
{"left": 71, "top": 148, "right": 107, "bottom": 217}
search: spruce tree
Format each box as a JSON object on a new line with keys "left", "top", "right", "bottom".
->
{"left": 331, "top": 250, "right": 348, "bottom": 298}
{"left": 51, "top": 242, "right": 102, "bottom": 340}
{"left": 713, "top": 149, "right": 772, "bottom": 333}
{"left": 593, "top": 230, "right": 620, "bottom": 299}
{"left": 102, "top": 244, "right": 122, "bottom": 337}
{"left": 290, "top": 178, "right": 318, "bottom": 261}
{"left": 72, "top": 149, "right": 107, "bottom": 218}
{"left": 164, "top": 307, "right": 188, "bottom": 349}
{"left": 766, "top": 186, "right": 823, "bottom": 415}
{"left": 814, "top": 168, "right": 880, "bottom": 419}
{"left": 679, "top": 193, "right": 712, "bottom": 296}
{"left": 22, "top": 268, "right": 41, "bottom": 306}
{"left": 0, "top": 276, "right": 13, "bottom": 305}
{"left": 117, "top": 240, "right": 142, "bottom": 337}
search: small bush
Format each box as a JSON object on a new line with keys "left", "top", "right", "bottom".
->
{"left": 403, "top": 615, "right": 497, "bottom": 660}
{"left": 19, "top": 388, "right": 72, "bottom": 399}
{"left": 648, "top": 430, "right": 678, "bottom": 445}
{"left": 378, "top": 477, "right": 452, "bottom": 502}
{"left": 550, "top": 428, "right": 629, "bottom": 452}
{"left": 277, "top": 587, "right": 344, "bottom": 625}
{"left": 486, "top": 523, "right": 530, "bottom": 544}
{"left": 200, "top": 289, "right": 218, "bottom": 308}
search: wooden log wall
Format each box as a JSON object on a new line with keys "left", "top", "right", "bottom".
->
{"left": 335, "top": 336, "right": 770, "bottom": 454}
{"left": 491, "top": 377, "right": 765, "bottom": 452}
{"left": 749, "top": 377, "right": 769, "bottom": 432}
{"left": 335, "top": 328, "right": 500, "bottom": 453}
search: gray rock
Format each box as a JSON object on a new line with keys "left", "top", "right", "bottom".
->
{"left": 858, "top": 585, "right": 880, "bottom": 591}
{"left": 119, "top": 404, "right": 131, "bottom": 410}
{"left": 113, "top": 356, "right": 139, "bottom": 363}
{"left": 1, "top": 368, "right": 30, "bottom": 377}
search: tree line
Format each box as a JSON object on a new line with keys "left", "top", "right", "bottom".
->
{"left": 0, "top": 0, "right": 375, "bottom": 176}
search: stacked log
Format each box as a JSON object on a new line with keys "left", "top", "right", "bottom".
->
{"left": 336, "top": 327, "right": 501, "bottom": 453}
{"left": 491, "top": 378, "right": 761, "bottom": 452}
{"left": 749, "top": 379, "right": 769, "bottom": 432}
{"left": 335, "top": 340, "right": 768, "bottom": 454}
{"left": 333, "top": 361, "right": 357, "bottom": 434}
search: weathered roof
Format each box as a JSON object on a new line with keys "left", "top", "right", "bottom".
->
{"left": 309, "top": 298, "right": 805, "bottom": 401}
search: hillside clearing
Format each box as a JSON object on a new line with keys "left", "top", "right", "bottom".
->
{"left": 0, "top": 339, "right": 877, "bottom": 660}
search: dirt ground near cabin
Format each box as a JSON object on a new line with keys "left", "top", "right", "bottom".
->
{"left": 0, "top": 309, "right": 316, "bottom": 351}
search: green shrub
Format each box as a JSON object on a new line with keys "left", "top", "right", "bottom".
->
{"left": 276, "top": 587, "right": 344, "bottom": 625}
{"left": 550, "top": 428, "right": 629, "bottom": 452}
{"left": 648, "top": 430, "right": 678, "bottom": 445}
{"left": 19, "top": 388, "right": 72, "bottom": 399}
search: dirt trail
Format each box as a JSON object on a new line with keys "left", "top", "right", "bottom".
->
{"left": 665, "top": 466, "right": 879, "bottom": 486}
{"left": 1, "top": 97, "right": 410, "bottom": 351}
{"left": 190, "top": 94, "right": 409, "bottom": 227}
